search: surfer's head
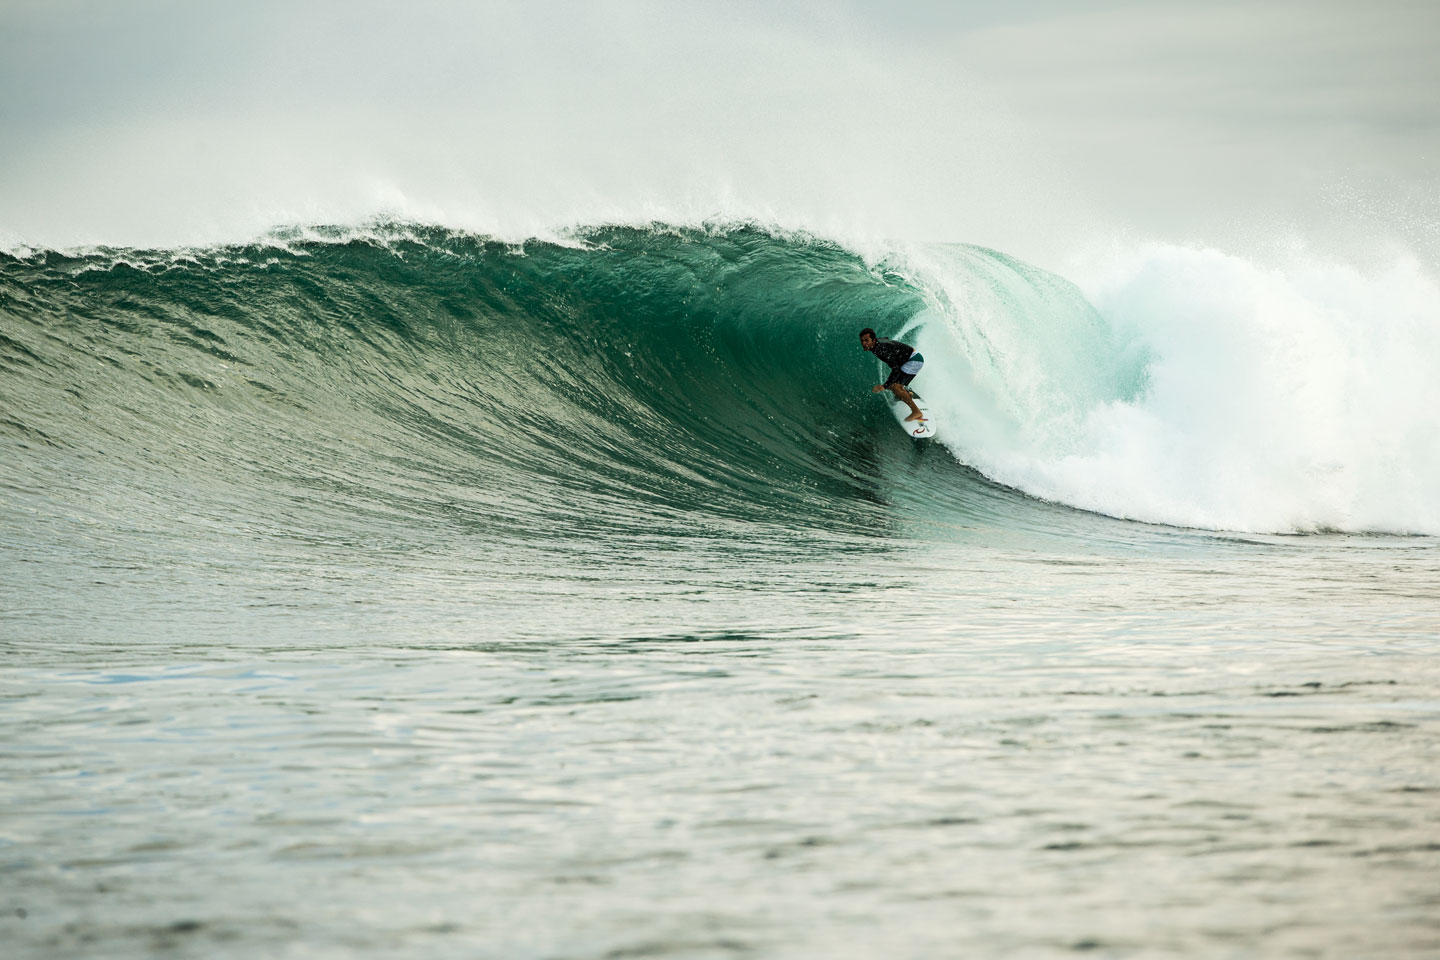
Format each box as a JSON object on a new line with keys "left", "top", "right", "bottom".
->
{"left": 859, "top": 328, "right": 877, "bottom": 351}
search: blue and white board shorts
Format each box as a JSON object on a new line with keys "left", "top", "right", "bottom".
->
{"left": 886, "top": 353, "right": 924, "bottom": 387}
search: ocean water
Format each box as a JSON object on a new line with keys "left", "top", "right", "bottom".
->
{"left": 3, "top": 222, "right": 1439, "bottom": 958}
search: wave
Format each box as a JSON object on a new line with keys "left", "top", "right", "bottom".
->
{"left": 2, "top": 221, "right": 1436, "bottom": 539}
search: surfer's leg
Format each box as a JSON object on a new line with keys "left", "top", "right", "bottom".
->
{"left": 891, "top": 383, "right": 924, "bottom": 421}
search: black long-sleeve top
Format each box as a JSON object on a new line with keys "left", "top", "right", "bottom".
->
{"left": 871, "top": 338, "right": 915, "bottom": 371}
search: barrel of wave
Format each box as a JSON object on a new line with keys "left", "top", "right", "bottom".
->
{"left": 887, "top": 240, "right": 1141, "bottom": 449}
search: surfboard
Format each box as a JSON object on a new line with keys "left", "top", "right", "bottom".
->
{"left": 890, "top": 392, "right": 936, "bottom": 439}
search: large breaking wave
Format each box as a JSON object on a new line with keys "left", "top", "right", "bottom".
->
{"left": 2, "top": 221, "right": 1436, "bottom": 539}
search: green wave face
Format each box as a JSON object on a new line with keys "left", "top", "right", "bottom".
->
{"left": 1, "top": 223, "right": 1151, "bottom": 559}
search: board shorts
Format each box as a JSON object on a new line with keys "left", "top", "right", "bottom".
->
{"left": 885, "top": 353, "right": 924, "bottom": 388}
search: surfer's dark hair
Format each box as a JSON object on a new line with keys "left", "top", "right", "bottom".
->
{"left": 859, "top": 328, "right": 876, "bottom": 339}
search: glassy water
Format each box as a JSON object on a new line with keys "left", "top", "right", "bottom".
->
{"left": 5, "top": 523, "right": 1439, "bottom": 959}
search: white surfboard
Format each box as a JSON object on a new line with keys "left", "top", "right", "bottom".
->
{"left": 890, "top": 393, "right": 936, "bottom": 439}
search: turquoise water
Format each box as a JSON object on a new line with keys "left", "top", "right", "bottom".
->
{"left": 3, "top": 223, "right": 1439, "bottom": 958}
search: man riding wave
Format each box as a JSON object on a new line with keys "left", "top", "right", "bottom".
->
{"left": 859, "top": 328, "right": 925, "bottom": 422}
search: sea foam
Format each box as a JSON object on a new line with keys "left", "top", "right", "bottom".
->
{"left": 911, "top": 242, "right": 1440, "bottom": 534}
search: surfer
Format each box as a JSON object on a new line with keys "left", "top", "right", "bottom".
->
{"left": 859, "top": 328, "right": 925, "bottom": 422}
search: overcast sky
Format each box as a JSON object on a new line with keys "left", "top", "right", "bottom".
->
{"left": 2, "top": 0, "right": 1436, "bottom": 265}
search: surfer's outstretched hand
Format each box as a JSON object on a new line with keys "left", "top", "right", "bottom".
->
{"left": 872, "top": 384, "right": 885, "bottom": 393}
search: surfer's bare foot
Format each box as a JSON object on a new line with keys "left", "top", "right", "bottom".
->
{"left": 904, "top": 411, "right": 924, "bottom": 422}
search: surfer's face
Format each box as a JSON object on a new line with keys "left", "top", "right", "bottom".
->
{"left": 859, "top": 333, "right": 876, "bottom": 351}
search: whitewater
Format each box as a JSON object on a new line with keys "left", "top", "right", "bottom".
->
{"left": 3, "top": 216, "right": 1439, "bottom": 959}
